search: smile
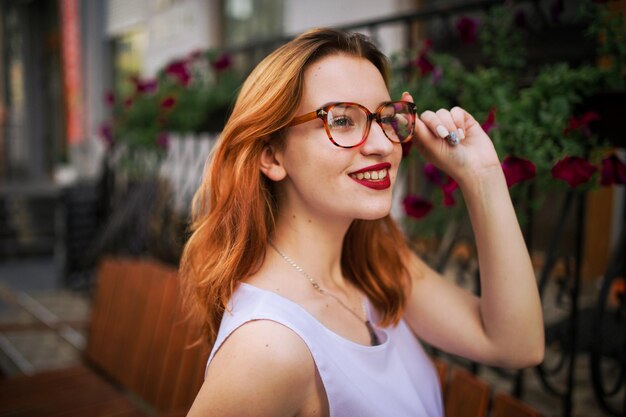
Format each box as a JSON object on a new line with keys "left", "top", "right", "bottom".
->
{"left": 348, "top": 163, "right": 392, "bottom": 190}
{"left": 349, "top": 169, "right": 388, "bottom": 181}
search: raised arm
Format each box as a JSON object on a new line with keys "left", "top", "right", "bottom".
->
{"left": 402, "top": 94, "right": 544, "bottom": 369}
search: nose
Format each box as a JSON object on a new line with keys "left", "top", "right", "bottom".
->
{"left": 359, "top": 119, "right": 395, "bottom": 156}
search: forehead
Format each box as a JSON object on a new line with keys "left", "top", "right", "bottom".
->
{"left": 299, "top": 54, "right": 390, "bottom": 111}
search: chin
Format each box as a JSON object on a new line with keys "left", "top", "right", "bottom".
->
{"left": 354, "top": 206, "right": 392, "bottom": 221}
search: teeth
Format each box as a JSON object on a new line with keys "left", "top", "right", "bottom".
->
{"left": 351, "top": 168, "right": 388, "bottom": 181}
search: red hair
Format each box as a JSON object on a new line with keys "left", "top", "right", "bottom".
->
{"left": 180, "top": 28, "right": 413, "bottom": 346}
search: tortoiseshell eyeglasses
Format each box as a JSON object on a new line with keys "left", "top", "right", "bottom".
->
{"left": 288, "top": 101, "right": 416, "bottom": 148}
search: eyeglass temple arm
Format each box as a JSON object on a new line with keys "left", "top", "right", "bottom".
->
{"left": 287, "top": 110, "right": 323, "bottom": 127}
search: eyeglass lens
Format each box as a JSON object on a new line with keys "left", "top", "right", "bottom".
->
{"left": 326, "top": 102, "right": 413, "bottom": 147}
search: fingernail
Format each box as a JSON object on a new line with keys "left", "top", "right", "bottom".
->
{"left": 402, "top": 91, "right": 410, "bottom": 96}
{"left": 436, "top": 125, "right": 449, "bottom": 139}
{"left": 458, "top": 128, "right": 465, "bottom": 139}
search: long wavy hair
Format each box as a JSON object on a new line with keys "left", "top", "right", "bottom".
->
{"left": 180, "top": 28, "right": 414, "bottom": 346}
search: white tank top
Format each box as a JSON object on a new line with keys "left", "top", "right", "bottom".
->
{"left": 207, "top": 283, "right": 444, "bottom": 417}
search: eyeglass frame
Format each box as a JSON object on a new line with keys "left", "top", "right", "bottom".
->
{"left": 287, "top": 101, "right": 417, "bottom": 149}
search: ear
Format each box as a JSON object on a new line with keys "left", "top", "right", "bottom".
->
{"left": 259, "top": 142, "right": 287, "bottom": 181}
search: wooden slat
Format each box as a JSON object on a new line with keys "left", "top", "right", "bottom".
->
{"left": 84, "top": 259, "right": 125, "bottom": 368}
{"left": 170, "top": 319, "right": 209, "bottom": 410}
{"left": 49, "top": 396, "right": 147, "bottom": 417}
{"left": 432, "top": 357, "right": 449, "bottom": 396}
{"left": 444, "top": 369, "right": 490, "bottom": 417}
{"left": 491, "top": 392, "right": 541, "bottom": 417}
{"left": 139, "top": 271, "right": 180, "bottom": 403}
{"left": 186, "top": 335, "right": 211, "bottom": 407}
{"left": 127, "top": 262, "right": 169, "bottom": 394}
{"left": 112, "top": 260, "right": 154, "bottom": 386}
{"left": 0, "top": 366, "right": 91, "bottom": 402}
{"left": 0, "top": 366, "right": 134, "bottom": 416}
{"left": 154, "top": 296, "right": 190, "bottom": 410}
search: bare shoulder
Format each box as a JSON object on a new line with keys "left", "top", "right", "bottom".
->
{"left": 187, "top": 319, "right": 320, "bottom": 417}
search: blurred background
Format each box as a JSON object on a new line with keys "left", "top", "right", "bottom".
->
{"left": 0, "top": 0, "right": 624, "bottom": 416}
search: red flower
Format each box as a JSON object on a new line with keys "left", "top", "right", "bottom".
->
{"left": 600, "top": 154, "right": 626, "bottom": 186}
{"left": 456, "top": 17, "right": 479, "bottom": 44}
{"left": 423, "top": 163, "right": 443, "bottom": 185}
{"left": 481, "top": 108, "right": 497, "bottom": 134}
{"left": 414, "top": 55, "right": 434, "bottom": 76}
{"left": 99, "top": 122, "right": 113, "bottom": 147}
{"left": 551, "top": 156, "right": 597, "bottom": 188}
{"left": 212, "top": 53, "right": 232, "bottom": 71}
{"left": 403, "top": 195, "right": 434, "bottom": 219}
{"left": 132, "top": 76, "right": 157, "bottom": 94}
{"left": 501, "top": 156, "right": 536, "bottom": 187}
{"left": 563, "top": 111, "right": 600, "bottom": 136}
{"left": 161, "top": 96, "right": 177, "bottom": 109}
{"left": 412, "top": 39, "right": 435, "bottom": 76}
{"left": 165, "top": 60, "right": 191, "bottom": 86}
{"left": 441, "top": 178, "right": 459, "bottom": 207}
{"left": 104, "top": 91, "right": 115, "bottom": 107}
{"left": 124, "top": 97, "right": 134, "bottom": 108}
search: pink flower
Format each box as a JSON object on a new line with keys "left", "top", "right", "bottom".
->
{"left": 501, "top": 156, "right": 536, "bottom": 187}
{"left": 481, "top": 108, "right": 497, "bottom": 134}
{"left": 441, "top": 178, "right": 459, "bottom": 207}
{"left": 456, "top": 17, "right": 479, "bottom": 44}
{"left": 563, "top": 111, "right": 600, "bottom": 136}
{"left": 212, "top": 53, "right": 232, "bottom": 71}
{"left": 161, "top": 96, "right": 177, "bottom": 109}
{"left": 600, "top": 154, "right": 626, "bottom": 186}
{"left": 403, "top": 195, "right": 434, "bottom": 219}
{"left": 165, "top": 60, "right": 191, "bottom": 86}
{"left": 551, "top": 156, "right": 597, "bottom": 188}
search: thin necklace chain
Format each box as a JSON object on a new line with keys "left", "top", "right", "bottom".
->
{"left": 269, "top": 241, "right": 380, "bottom": 346}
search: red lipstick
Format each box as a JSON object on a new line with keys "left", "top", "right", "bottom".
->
{"left": 349, "top": 162, "right": 392, "bottom": 190}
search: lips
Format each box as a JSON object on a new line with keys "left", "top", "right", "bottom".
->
{"left": 349, "top": 162, "right": 392, "bottom": 190}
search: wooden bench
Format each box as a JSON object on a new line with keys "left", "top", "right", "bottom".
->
{"left": 0, "top": 257, "right": 209, "bottom": 417}
{"left": 433, "top": 357, "right": 543, "bottom": 417}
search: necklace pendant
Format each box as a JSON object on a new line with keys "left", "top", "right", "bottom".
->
{"left": 365, "top": 320, "right": 380, "bottom": 346}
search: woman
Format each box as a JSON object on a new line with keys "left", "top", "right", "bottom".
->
{"left": 182, "top": 28, "right": 544, "bottom": 417}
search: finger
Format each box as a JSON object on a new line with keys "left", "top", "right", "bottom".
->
{"left": 401, "top": 91, "right": 414, "bottom": 104}
{"left": 420, "top": 110, "right": 458, "bottom": 145}
{"left": 450, "top": 107, "right": 466, "bottom": 141}
{"left": 435, "top": 109, "right": 458, "bottom": 136}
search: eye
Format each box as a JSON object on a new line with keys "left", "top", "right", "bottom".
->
{"left": 380, "top": 115, "right": 396, "bottom": 124}
{"left": 328, "top": 115, "right": 356, "bottom": 130}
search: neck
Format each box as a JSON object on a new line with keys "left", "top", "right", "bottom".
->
{"left": 270, "top": 210, "right": 352, "bottom": 290}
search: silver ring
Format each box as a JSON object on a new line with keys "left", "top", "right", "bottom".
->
{"left": 445, "top": 131, "right": 459, "bottom": 146}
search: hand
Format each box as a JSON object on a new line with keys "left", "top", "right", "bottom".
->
{"left": 402, "top": 92, "right": 502, "bottom": 188}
